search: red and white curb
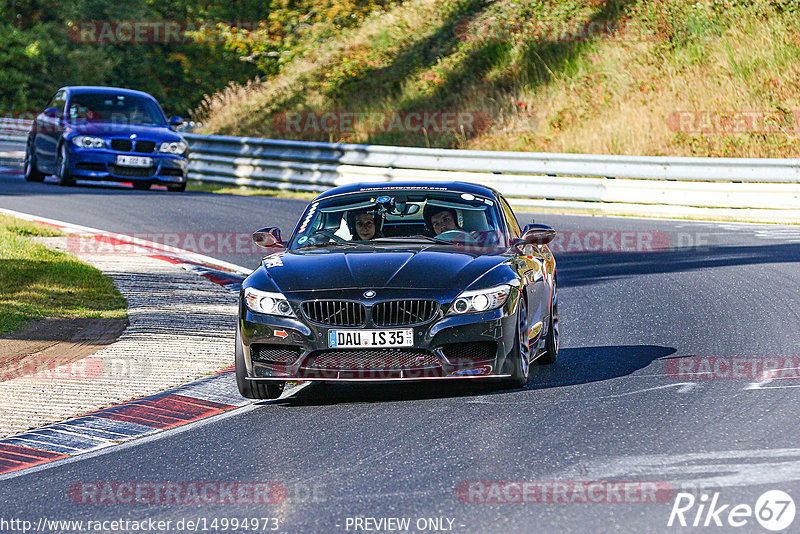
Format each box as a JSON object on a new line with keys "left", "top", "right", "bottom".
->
{"left": 0, "top": 369, "right": 249, "bottom": 475}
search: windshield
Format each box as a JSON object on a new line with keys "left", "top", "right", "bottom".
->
{"left": 289, "top": 189, "right": 508, "bottom": 253}
{"left": 66, "top": 93, "right": 167, "bottom": 126}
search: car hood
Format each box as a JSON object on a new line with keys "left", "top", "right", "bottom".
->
{"left": 263, "top": 248, "right": 511, "bottom": 293}
{"left": 66, "top": 121, "right": 181, "bottom": 141}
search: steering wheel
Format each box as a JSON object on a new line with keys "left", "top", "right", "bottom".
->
{"left": 436, "top": 229, "right": 479, "bottom": 243}
{"left": 310, "top": 229, "right": 348, "bottom": 243}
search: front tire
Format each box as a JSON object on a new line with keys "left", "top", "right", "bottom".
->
{"left": 24, "top": 138, "right": 45, "bottom": 182}
{"left": 167, "top": 182, "right": 186, "bottom": 192}
{"left": 500, "top": 299, "right": 529, "bottom": 389}
{"left": 539, "top": 287, "right": 559, "bottom": 365}
{"left": 235, "top": 323, "right": 285, "bottom": 400}
{"left": 56, "top": 143, "right": 75, "bottom": 186}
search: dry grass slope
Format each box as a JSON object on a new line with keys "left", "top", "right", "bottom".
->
{"left": 196, "top": 0, "right": 800, "bottom": 158}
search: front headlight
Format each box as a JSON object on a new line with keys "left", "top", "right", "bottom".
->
{"left": 72, "top": 136, "right": 105, "bottom": 149}
{"left": 158, "top": 141, "right": 188, "bottom": 154}
{"left": 448, "top": 284, "right": 511, "bottom": 315}
{"left": 243, "top": 287, "right": 295, "bottom": 317}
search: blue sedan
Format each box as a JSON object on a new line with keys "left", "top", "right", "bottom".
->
{"left": 24, "top": 86, "right": 189, "bottom": 192}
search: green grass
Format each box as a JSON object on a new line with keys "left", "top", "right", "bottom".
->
{"left": 0, "top": 216, "right": 128, "bottom": 334}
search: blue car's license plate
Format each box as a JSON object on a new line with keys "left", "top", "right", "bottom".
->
{"left": 116, "top": 155, "right": 152, "bottom": 167}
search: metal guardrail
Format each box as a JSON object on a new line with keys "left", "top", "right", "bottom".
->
{"left": 2, "top": 117, "right": 799, "bottom": 221}
{"left": 184, "top": 133, "right": 800, "bottom": 218}
{"left": 0, "top": 118, "right": 31, "bottom": 144}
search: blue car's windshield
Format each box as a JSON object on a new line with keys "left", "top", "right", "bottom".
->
{"left": 67, "top": 93, "right": 166, "bottom": 126}
{"left": 289, "top": 190, "right": 509, "bottom": 253}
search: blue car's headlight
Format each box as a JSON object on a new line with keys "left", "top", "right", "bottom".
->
{"left": 72, "top": 136, "right": 105, "bottom": 149}
{"left": 243, "top": 287, "right": 295, "bottom": 317}
{"left": 159, "top": 141, "right": 188, "bottom": 155}
{"left": 448, "top": 284, "right": 511, "bottom": 315}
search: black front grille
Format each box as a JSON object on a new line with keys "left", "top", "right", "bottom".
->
{"left": 109, "top": 165, "right": 154, "bottom": 178}
{"left": 75, "top": 162, "right": 106, "bottom": 171}
{"left": 134, "top": 140, "right": 156, "bottom": 153}
{"left": 160, "top": 167, "right": 184, "bottom": 176}
{"left": 110, "top": 139, "right": 133, "bottom": 151}
{"left": 440, "top": 341, "right": 497, "bottom": 364}
{"left": 302, "top": 300, "right": 366, "bottom": 326}
{"left": 373, "top": 300, "right": 438, "bottom": 326}
{"left": 304, "top": 349, "right": 440, "bottom": 370}
{"left": 250, "top": 344, "right": 302, "bottom": 364}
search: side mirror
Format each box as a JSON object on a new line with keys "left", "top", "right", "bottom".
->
{"left": 514, "top": 224, "right": 556, "bottom": 250}
{"left": 253, "top": 227, "right": 284, "bottom": 249}
{"left": 43, "top": 108, "right": 61, "bottom": 119}
{"left": 169, "top": 116, "right": 184, "bottom": 129}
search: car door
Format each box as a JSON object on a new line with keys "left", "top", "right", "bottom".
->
{"left": 499, "top": 195, "right": 548, "bottom": 343}
{"left": 35, "top": 90, "right": 66, "bottom": 172}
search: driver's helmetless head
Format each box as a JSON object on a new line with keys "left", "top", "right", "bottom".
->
{"left": 430, "top": 209, "right": 458, "bottom": 235}
{"left": 354, "top": 212, "right": 377, "bottom": 240}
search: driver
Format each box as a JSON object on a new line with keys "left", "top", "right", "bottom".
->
{"left": 346, "top": 209, "right": 383, "bottom": 241}
{"left": 423, "top": 205, "right": 460, "bottom": 236}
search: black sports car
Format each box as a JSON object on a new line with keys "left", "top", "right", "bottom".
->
{"left": 236, "top": 181, "right": 559, "bottom": 399}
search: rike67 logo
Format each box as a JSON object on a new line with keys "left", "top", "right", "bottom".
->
{"left": 668, "top": 490, "right": 796, "bottom": 531}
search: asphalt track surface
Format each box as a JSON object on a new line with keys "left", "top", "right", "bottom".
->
{"left": 2, "top": 171, "right": 800, "bottom": 533}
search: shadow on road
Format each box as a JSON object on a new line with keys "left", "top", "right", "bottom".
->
{"left": 556, "top": 243, "right": 800, "bottom": 287}
{"left": 526, "top": 344, "right": 676, "bottom": 390}
{"left": 270, "top": 344, "right": 675, "bottom": 406}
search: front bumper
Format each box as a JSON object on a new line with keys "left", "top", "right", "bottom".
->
{"left": 66, "top": 145, "right": 187, "bottom": 185}
{"left": 239, "top": 289, "right": 527, "bottom": 382}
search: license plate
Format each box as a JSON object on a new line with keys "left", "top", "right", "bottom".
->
{"left": 115, "top": 155, "right": 152, "bottom": 167}
{"left": 328, "top": 329, "right": 413, "bottom": 348}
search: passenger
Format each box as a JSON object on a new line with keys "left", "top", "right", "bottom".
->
{"left": 347, "top": 209, "right": 383, "bottom": 241}
{"left": 423, "top": 205, "right": 459, "bottom": 236}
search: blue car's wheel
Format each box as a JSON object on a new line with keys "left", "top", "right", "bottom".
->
{"left": 24, "top": 138, "right": 45, "bottom": 182}
{"left": 56, "top": 143, "right": 75, "bottom": 186}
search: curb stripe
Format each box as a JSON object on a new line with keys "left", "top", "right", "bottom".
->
{"left": 2, "top": 438, "right": 81, "bottom": 455}
{"left": 59, "top": 416, "right": 156, "bottom": 438}
{"left": 97, "top": 394, "right": 235, "bottom": 430}
{"left": 147, "top": 254, "right": 244, "bottom": 293}
{"left": 0, "top": 445, "right": 66, "bottom": 472}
